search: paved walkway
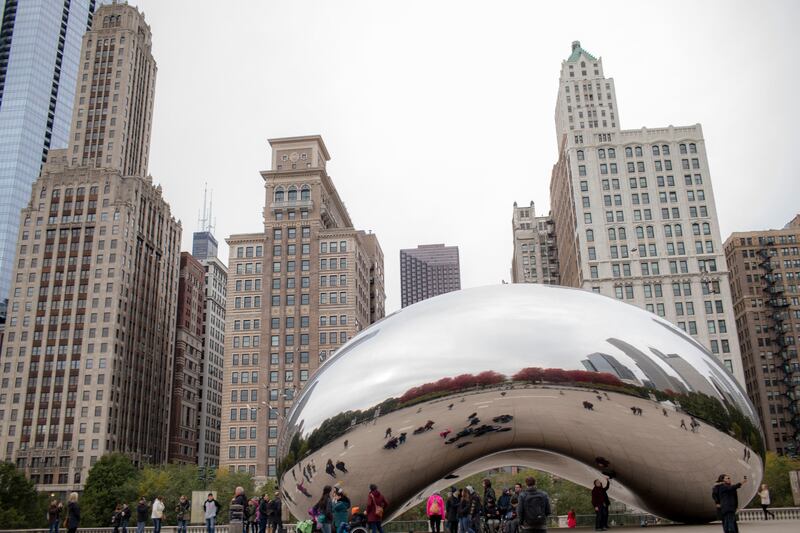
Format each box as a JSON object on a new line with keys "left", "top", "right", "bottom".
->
{"left": 611, "top": 521, "right": 800, "bottom": 531}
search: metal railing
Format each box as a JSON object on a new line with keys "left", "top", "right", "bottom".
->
{"left": 738, "top": 507, "right": 800, "bottom": 521}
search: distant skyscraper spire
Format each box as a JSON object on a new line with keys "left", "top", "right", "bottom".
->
{"left": 193, "top": 184, "right": 218, "bottom": 260}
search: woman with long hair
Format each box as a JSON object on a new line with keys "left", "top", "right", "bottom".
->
{"left": 316, "top": 486, "right": 334, "bottom": 533}
{"left": 759, "top": 484, "right": 776, "bottom": 520}
{"left": 66, "top": 493, "right": 80, "bottom": 533}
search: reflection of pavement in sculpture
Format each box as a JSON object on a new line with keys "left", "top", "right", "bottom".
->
{"left": 278, "top": 285, "right": 765, "bottom": 524}
{"left": 284, "top": 385, "right": 760, "bottom": 523}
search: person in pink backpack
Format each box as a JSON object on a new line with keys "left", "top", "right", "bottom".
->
{"left": 426, "top": 492, "right": 445, "bottom": 533}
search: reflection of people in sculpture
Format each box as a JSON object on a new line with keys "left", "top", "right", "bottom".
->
{"left": 425, "top": 420, "right": 435, "bottom": 430}
{"left": 326, "top": 459, "right": 337, "bottom": 478}
{"left": 680, "top": 419, "right": 688, "bottom": 430}
{"left": 383, "top": 437, "right": 399, "bottom": 449}
{"left": 384, "top": 428, "right": 392, "bottom": 439}
{"left": 716, "top": 474, "right": 747, "bottom": 533}
{"left": 582, "top": 401, "right": 594, "bottom": 410}
{"left": 399, "top": 432, "right": 407, "bottom": 444}
{"left": 335, "top": 460, "right": 348, "bottom": 474}
{"left": 440, "top": 429, "right": 451, "bottom": 440}
{"left": 296, "top": 482, "right": 312, "bottom": 498}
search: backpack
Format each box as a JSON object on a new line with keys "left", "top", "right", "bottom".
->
{"left": 520, "top": 491, "right": 547, "bottom": 529}
{"left": 430, "top": 499, "right": 441, "bottom": 515}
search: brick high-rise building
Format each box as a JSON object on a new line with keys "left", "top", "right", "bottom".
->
{"left": 548, "top": 41, "right": 744, "bottom": 383}
{"left": 510, "top": 202, "right": 559, "bottom": 284}
{"left": 0, "top": 3, "right": 181, "bottom": 492}
{"left": 723, "top": 217, "right": 800, "bottom": 456}
{"left": 168, "top": 252, "right": 205, "bottom": 464}
{"left": 0, "top": 0, "right": 101, "bottom": 303}
{"left": 400, "top": 244, "right": 461, "bottom": 307}
{"left": 221, "top": 135, "right": 385, "bottom": 482}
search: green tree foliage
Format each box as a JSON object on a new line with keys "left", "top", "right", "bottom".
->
{"left": 207, "top": 469, "right": 255, "bottom": 524}
{"left": 0, "top": 461, "right": 47, "bottom": 529}
{"left": 81, "top": 453, "right": 140, "bottom": 526}
{"left": 753, "top": 452, "right": 800, "bottom": 508}
{"left": 137, "top": 464, "right": 203, "bottom": 525}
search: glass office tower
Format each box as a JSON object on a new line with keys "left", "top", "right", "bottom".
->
{"left": 0, "top": 0, "right": 98, "bottom": 301}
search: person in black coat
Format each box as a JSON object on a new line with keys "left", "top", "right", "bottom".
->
{"left": 717, "top": 474, "right": 747, "bottom": 533}
{"left": 66, "top": 493, "right": 80, "bottom": 533}
{"left": 268, "top": 492, "right": 283, "bottom": 533}
{"left": 445, "top": 488, "right": 460, "bottom": 533}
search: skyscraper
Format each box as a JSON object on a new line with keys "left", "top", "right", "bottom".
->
{"left": 549, "top": 41, "right": 744, "bottom": 384}
{"left": 0, "top": 2, "right": 181, "bottom": 492}
{"left": 400, "top": 244, "right": 461, "bottom": 307}
{"left": 0, "top": 0, "right": 100, "bottom": 302}
{"left": 510, "top": 202, "right": 559, "bottom": 284}
{"left": 723, "top": 216, "right": 800, "bottom": 456}
{"left": 221, "top": 135, "right": 385, "bottom": 482}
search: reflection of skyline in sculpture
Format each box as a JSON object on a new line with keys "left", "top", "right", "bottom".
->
{"left": 650, "top": 348, "right": 720, "bottom": 399}
{"left": 606, "top": 338, "right": 687, "bottom": 393}
{"left": 581, "top": 352, "right": 640, "bottom": 385}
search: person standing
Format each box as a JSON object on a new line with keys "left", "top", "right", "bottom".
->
{"left": 269, "top": 492, "right": 283, "bottom": 533}
{"left": 259, "top": 494, "right": 270, "bottom": 533}
{"left": 48, "top": 499, "right": 63, "bottom": 533}
{"left": 711, "top": 475, "right": 725, "bottom": 520}
{"left": 65, "top": 492, "right": 80, "bottom": 533}
{"left": 176, "top": 495, "right": 191, "bottom": 533}
{"left": 332, "top": 487, "right": 351, "bottom": 533}
{"left": 120, "top": 503, "right": 131, "bottom": 533}
{"left": 517, "top": 477, "right": 550, "bottom": 533}
{"left": 426, "top": 492, "right": 445, "bottom": 533}
{"left": 135, "top": 498, "right": 149, "bottom": 533}
{"left": 445, "top": 488, "right": 459, "bottom": 533}
{"left": 759, "top": 484, "right": 776, "bottom": 520}
{"left": 567, "top": 509, "right": 577, "bottom": 529}
{"left": 248, "top": 498, "right": 259, "bottom": 533}
{"left": 151, "top": 496, "right": 165, "bottom": 533}
{"left": 366, "top": 484, "right": 388, "bottom": 533}
{"left": 232, "top": 487, "right": 249, "bottom": 533}
{"left": 591, "top": 478, "right": 610, "bottom": 531}
{"left": 718, "top": 474, "right": 747, "bottom": 533}
{"left": 457, "top": 489, "right": 474, "bottom": 533}
{"left": 112, "top": 504, "right": 123, "bottom": 533}
{"left": 204, "top": 493, "right": 221, "bottom": 533}
{"left": 316, "top": 486, "right": 334, "bottom": 533}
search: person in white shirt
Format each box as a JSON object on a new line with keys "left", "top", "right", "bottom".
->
{"left": 759, "top": 484, "right": 775, "bottom": 520}
{"left": 151, "top": 496, "right": 165, "bottom": 533}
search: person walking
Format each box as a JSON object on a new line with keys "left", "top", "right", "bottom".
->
{"left": 517, "top": 477, "right": 550, "bottom": 533}
{"left": 718, "top": 474, "right": 747, "bottom": 533}
{"left": 176, "top": 495, "right": 191, "bottom": 533}
{"left": 48, "top": 499, "right": 63, "bottom": 533}
{"left": 366, "top": 484, "right": 388, "bottom": 533}
{"left": 120, "top": 503, "right": 131, "bottom": 533}
{"left": 65, "top": 493, "right": 80, "bottom": 533}
{"left": 426, "top": 492, "right": 445, "bottom": 533}
{"left": 445, "top": 488, "right": 459, "bottom": 533}
{"left": 457, "top": 489, "right": 474, "bottom": 533}
{"left": 759, "top": 484, "right": 776, "bottom": 520}
{"left": 591, "top": 478, "right": 610, "bottom": 531}
{"left": 135, "top": 498, "right": 149, "bottom": 533}
{"left": 315, "top": 486, "right": 334, "bottom": 533}
{"left": 204, "top": 493, "right": 221, "bottom": 533}
{"left": 268, "top": 492, "right": 283, "bottom": 533}
{"left": 332, "top": 487, "right": 351, "bottom": 533}
{"left": 151, "top": 496, "right": 165, "bottom": 533}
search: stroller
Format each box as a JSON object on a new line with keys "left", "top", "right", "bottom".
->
{"left": 345, "top": 507, "right": 368, "bottom": 533}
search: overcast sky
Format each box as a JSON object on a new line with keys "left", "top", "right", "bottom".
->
{"left": 131, "top": 0, "right": 800, "bottom": 312}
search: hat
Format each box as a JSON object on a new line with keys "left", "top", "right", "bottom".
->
{"left": 466, "top": 485, "right": 474, "bottom": 493}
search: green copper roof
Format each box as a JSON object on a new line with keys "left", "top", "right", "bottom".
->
{"left": 567, "top": 41, "right": 597, "bottom": 62}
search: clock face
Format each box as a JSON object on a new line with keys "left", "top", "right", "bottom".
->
{"left": 289, "top": 152, "right": 300, "bottom": 163}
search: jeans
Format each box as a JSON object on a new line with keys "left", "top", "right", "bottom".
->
{"left": 49, "top": 523, "right": 59, "bottom": 533}
{"left": 321, "top": 523, "right": 332, "bottom": 533}
{"left": 121, "top": 519, "right": 129, "bottom": 533}
{"left": 368, "top": 521, "right": 384, "bottom": 533}
{"left": 177, "top": 520, "right": 188, "bottom": 533}
{"left": 153, "top": 518, "right": 162, "bottom": 533}
{"left": 721, "top": 512, "right": 739, "bottom": 533}
{"left": 137, "top": 522, "right": 145, "bottom": 533}
{"left": 337, "top": 523, "right": 349, "bottom": 533}
{"left": 206, "top": 516, "right": 217, "bottom": 533}
{"left": 595, "top": 505, "right": 608, "bottom": 530}
{"left": 458, "top": 516, "right": 473, "bottom": 533}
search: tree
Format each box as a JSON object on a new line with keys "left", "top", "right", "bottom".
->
{"left": 0, "top": 461, "right": 46, "bottom": 529}
{"left": 754, "top": 452, "right": 800, "bottom": 507}
{"left": 208, "top": 469, "right": 255, "bottom": 524}
{"left": 137, "top": 464, "right": 203, "bottom": 525}
{"left": 81, "top": 453, "right": 140, "bottom": 526}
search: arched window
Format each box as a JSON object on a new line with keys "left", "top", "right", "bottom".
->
{"left": 274, "top": 187, "right": 285, "bottom": 202}
{"left": 577, "top": 150, "right": 584, "bottom": 161}
{"left": 646, "top": 226, "right": 655, "bottom": 239}
{"left": 608, "top": 148, "right": 616, "bottom": 158}
{"left": 692, "top": 223, "right": 701, "bottom": 236}
{"left": 608, "top": 228, "right": 616, "bottom": 241}
{"left": 625, "top": 147, "right": 633, "bottom": 158}
{"left": 689, "top": 143, "right": 697, "bottom": 153}
{"left": 586, "top": 229, "right": 594, "bottom": 242}
{"left": 618, "top": 227, "right": 627, "bottom": 240}
{"left": 674, "top": 224, "right": 683, "bottom": 237}
{"left": 287, "top": 186, "right": 297, "bottom": 201}
{"left": 635, "top": 226, "right": 644, "bottom": 239}
{"left": 652, "top": 145, "right": 660, "bottom": 156}
{"left": 300, "top": 186, "right": 311, "bottom": 201}
{"left": 679, "top": 144, "right": 687, "bottom": 154}
{"left": 662, "top": 144, "right": 670, "bottom": 155}
{"left": 702, "top": 223, "right": 711, "bottom": 235}
{"left": 635, "top": 146, "right": 643, "bottom": 157}
{"left": 40, "top": 187, "right": 47, "bottom": 199}
{"left": 598, "top": 149, "right": 605, "bottom": 159}
{"left": 664, "top": 224, "right": 673, "bottom": 237}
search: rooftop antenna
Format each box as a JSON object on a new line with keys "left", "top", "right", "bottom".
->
{"left": 197, "top": 183, "right": 215, "bottom": 233}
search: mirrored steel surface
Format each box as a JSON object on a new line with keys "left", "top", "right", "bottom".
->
{"left": 278, "top": 285, "right": 764, "bottom": 524}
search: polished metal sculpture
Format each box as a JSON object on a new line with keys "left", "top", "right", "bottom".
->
{"left": 278, "top": 285, "right": 764, "bottom": 523}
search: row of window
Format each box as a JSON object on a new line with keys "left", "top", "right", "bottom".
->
{"left": 274, "top": 186, "right": 311, "bottom": 202}
{"left": 577, "top": 144, "right": 698, "bottom": 160}
{"left": 583, "top": 205, "right": 710, "bottom": 225}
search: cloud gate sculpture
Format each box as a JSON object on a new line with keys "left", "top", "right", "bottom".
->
{"left": 278, "top": 285, "right": 764, "bottom": 524}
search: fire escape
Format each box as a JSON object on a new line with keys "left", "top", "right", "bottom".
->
{"left": 759, "top": 238, "right": 800, "bottom": 456}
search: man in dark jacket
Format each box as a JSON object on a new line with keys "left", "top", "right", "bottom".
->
{"left": 717, "top": 474, "right": 747, "bottom": 533}
{"left": 516, "top": 477, "right": 550, "bottom": 533}
{"left": 445, "top": 488, "right": 459, "bottom": 533}
{"left": 268, "top": 492, "right": 283, "bottom": 533}
{"left": 711, "top": 474, "right": 725, "bottom": 520}
{"left": 135, "top": 499, "right": 149, "bottom": 533}
{"left": 591, "top": 478, "right": 610, "bottom": 531}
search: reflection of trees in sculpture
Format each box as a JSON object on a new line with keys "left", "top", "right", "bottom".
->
{"left": 280, "top": 367, "right": 763, "bottom": 477}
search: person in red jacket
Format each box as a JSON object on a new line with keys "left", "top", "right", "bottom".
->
{"left": 366, "top": 484, "right": 388, "bottom": 533}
